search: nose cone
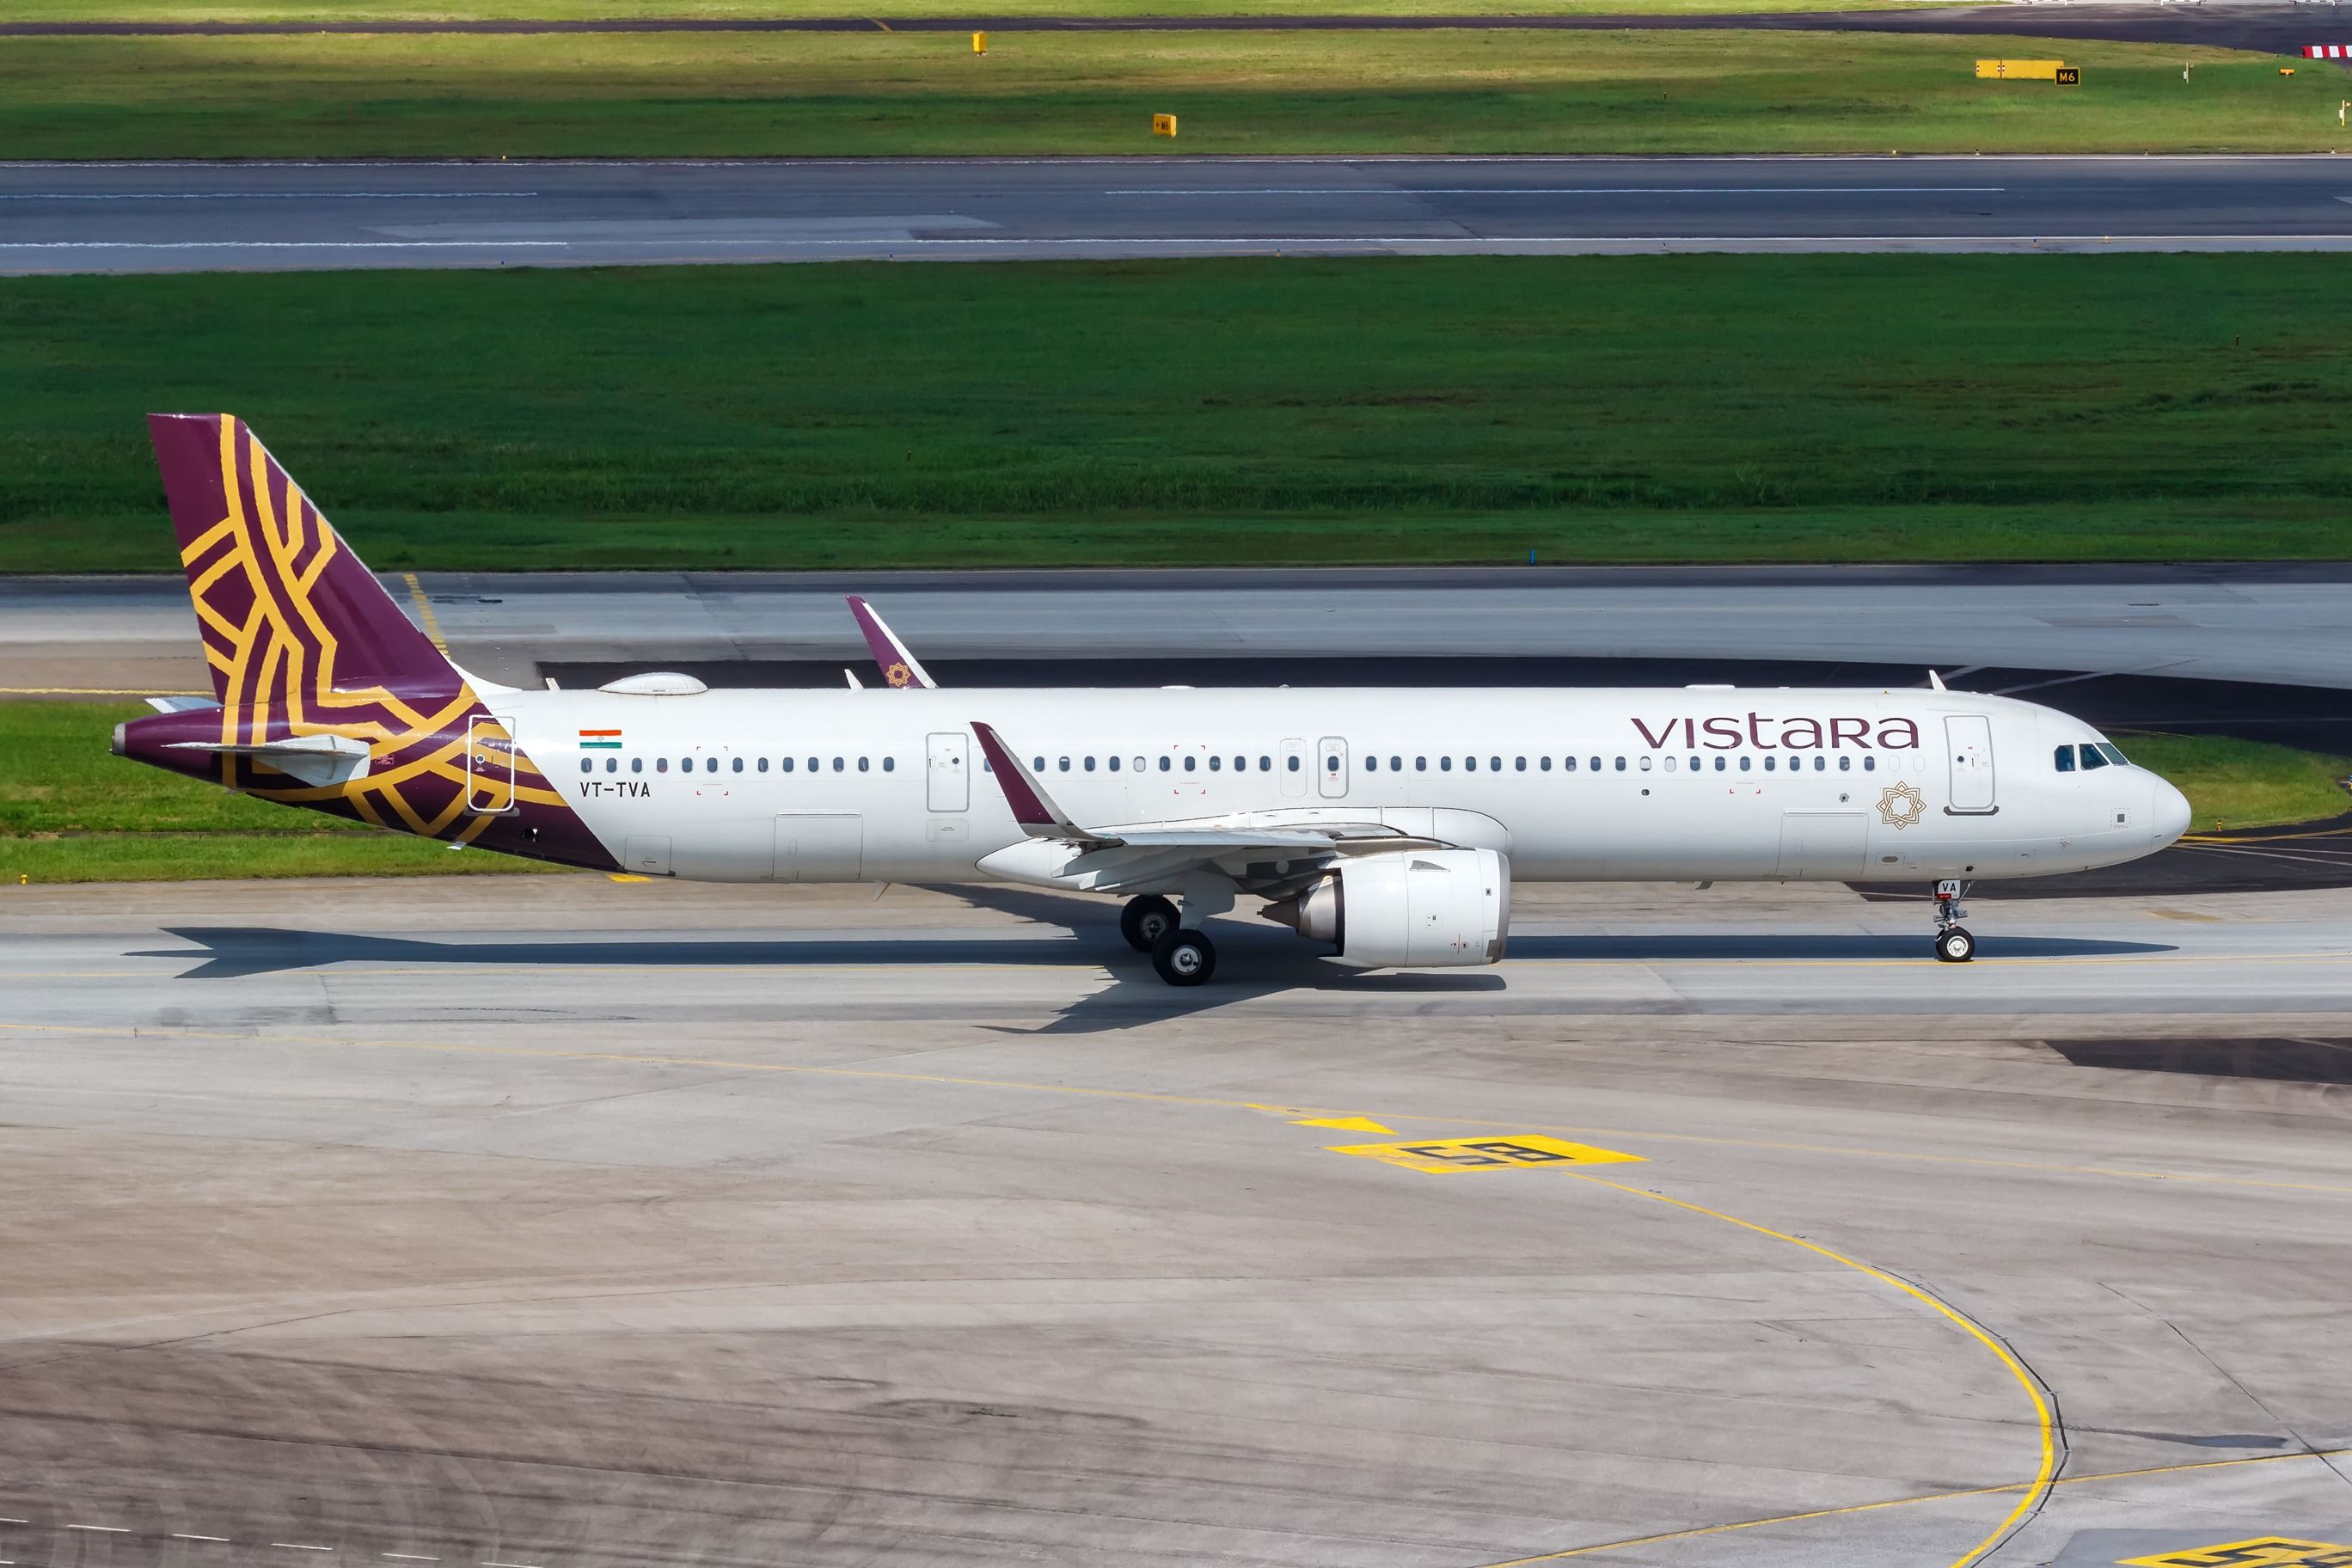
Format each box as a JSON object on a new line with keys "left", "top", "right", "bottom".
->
{"left": 2151, "top": 775, "right": 2192, "bottom": 847}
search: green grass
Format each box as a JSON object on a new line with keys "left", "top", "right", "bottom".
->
{"left": 4, "top": 0, "right": 1940, "bottom": 17}
{"left": 3, "top": 256, "right": 2350, "bottom": 573}
{"left": 0, "top": 702, "right": 556, "bottom": 884}
{"left": 1, "top": 32, "right": 2344, "bottom": 159}
{"left": 2119, "top": 734, "right": 2352, "bottom": 834}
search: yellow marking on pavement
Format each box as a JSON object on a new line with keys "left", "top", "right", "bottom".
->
{"left": 1328, "top": 1133, "right": 1640, "bottom": 1174}
{"left": 398, "top": 573, "right": 448, "bottom": 654}
{"left": 2120, "top": 1538, "right": 2352, "bottom": 1567}
{"left": 1582, "top": 1174, "right": 2053, "bottom": 1568}
{"left": 605, "top": 873, "right": 652, "bottom": 884}
{"left": 1, "top": 1017, "right": 2348, "bottom": 1197}
{"left": 1473, "top": 1446, "right": 2352, "bottom": 1565}
{"left": 1290, "top": 1115, "right": 1393, "bottom": 1133}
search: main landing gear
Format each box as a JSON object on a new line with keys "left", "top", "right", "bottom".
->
{"left": 1121, "top": 893, "right": 1217, "bottom": 986}
{"left": 1932, "top": 879, "right": 1975, "bottom": 963}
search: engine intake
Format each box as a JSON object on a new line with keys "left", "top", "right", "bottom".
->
{"left": 1263, "top": 848, "right": 1510, "bottom": 969}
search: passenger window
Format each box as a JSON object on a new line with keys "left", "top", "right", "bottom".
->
{"left": 1589, "top": 757, "right": 1602, "bottom": 773}
{"left": 1084, "top": 756, "right": 1096, "bottom": 772}
{"left": 1739, "top": 756, "right": 1751, "bottom": 772}
{"left": 781, "top": 756, "right": 793, "bottom": 772}
{"left": 883, "top": 756, "right": 894, "bottom": 772}
{"left": 1815, "top": 756, "right": 1827, "bottom": 772}
{"left": 757, "top": 756, "right": 769, "bottom": 773}
{"left": 1235, "top": 756, "right": 1246, "bottom": 772}
{"left": 657, "top": 758, "right": 669, "bottom": 774}
{"left": 632, "top": 757, "right": 643, "bottom": 774}
{"left": 1288, "top": 756, "right": 1302, "bottom": 772}
{"left": 832, "top": 756, "right": 844, "bottom": 772}
{"left": 1540, "top": 756, "right": 1553, "bottom": 771}
{"left": 1714, "top": 756, "right": 1726, "bottom": 772}
{"left": 1058, "top": 756, "right": 1070, "bottom": 772}
{"left": 1764, "top": 756, "right": 1776, "bottom": 772}
{"left": 1365, "top": 756, "right": 1378, "bottom": 772}
{"left": 1108, "top": 756, "right": 1120, "bottom": 772}
{"left": 607, "top": 758, "right": 618, "bottom": 774}
{"left": 1210, "top": 756, "right": 1222, "bottom": 771}
{"left": 2079, "top": 744, "right": 2109, "bottom": 771}
{"left": 1159, "top": 756, "right": 1171, "bottom": 772}
{"left": 1838, "top": 755, "right": 1851, "bottom": 772}
{"left": 1441, "top": 756, "right": 1453, "bottom": 772}
{"left": 1614, "top": 756, "right": 1626, "bottom": 772}
{"left": 2054, "top": 746, "right": 2076, "bottom": 773}
{"left": 1864, "top": 756, "right": 1877, "bottom": 772}
{"left": 1563, "top": 756, "right": 1576, "bottom": 773}
{"left": 1326, "top": 755, "right": 1339, "bottom": 773}
{"left": 732, "top": 756, "right": 744, "bottom": 773}
{"left": 1640, "top": 756, "right": 1653, "bottom": 772}
{"left": 1464, "top": 756, "right": 1476, "bottom": 772}
{"left": 1490, "top": 756, "right": 1501, "bottom": 772}
{"left": 1388, "top": 756, "right": 1400, "bottom": 771}
{"left": 807, "top": 756, "right": 818, "bottom": 773}
{"left": 1262, "top": 756, "right": 1274, "bottom": 771}
{"left": 1688, "top": 756, "right": 1700, "bottom": 772}
{"left": 1516, "top": 756, "right": 1527, "bottom": 772}
{"left": 1416, "top": 756, "right": 1427, "bottom": 771}
{"left": 1131, "top": 756, "right": 1144, "bottom": 772}
{"left": 1184, "top": 756, "right": 1196, "bottom": 772}
{"left": 1032, "top": 756, "right": 1045, "bottom": 772}
{"left": 859, "top": 756, "right": 870, "bottom": 772}
{"left": 579, "top": 757, "right": 592, "bottom": 775}
{"left": 1663, "top": 756, "right": 1676, "bottom": 772}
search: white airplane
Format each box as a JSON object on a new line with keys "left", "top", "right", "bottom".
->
{"left": 116, "top": 415, "right": 2192, "bottom": 985}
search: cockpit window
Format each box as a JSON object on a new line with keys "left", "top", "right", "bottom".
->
{"left": 2053, "top": 746, "right": 2075, "bottom": 773}
{"left": 2077, "top": 743, "right": 2110, "bottom": 771}
{"left": 2096, "top": 743, "right": 2129, "bottom": 767}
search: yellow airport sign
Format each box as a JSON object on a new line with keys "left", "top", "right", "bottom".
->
{"left": 1152, "top": 113, "right": 1179, "bottom": 138}
{"left": 1326, "top": 1133, "right": 1645, "bottom": 1174}
{"left": 972, "top": 30, "right": 986, "bottom": 52}
{"left": 1975, "top": 58, "right": 2067, "bottom": 80}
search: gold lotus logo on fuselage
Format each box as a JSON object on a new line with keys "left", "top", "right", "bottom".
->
{"left": 1877, "top": 781, "right": 1926, "bottom": 829}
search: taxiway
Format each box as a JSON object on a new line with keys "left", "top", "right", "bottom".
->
{"left": 3, "top": 875, "right": 2350, "bottom": 1565}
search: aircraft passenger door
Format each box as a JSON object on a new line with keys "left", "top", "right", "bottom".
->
{"left": 1317, "top": 736, "right": 1350, "bottom": 799}
{"left": 465, "top": 714, "right": 516, "bottom": 812}
{"left": 927, "top": 732, "right": 969, "bottom": 812}
{"left": 1280, "top": 738, "right": 1309, "bottom": 799}
{"left": 1945, "top": 714, "right": 1996, "bottom": 813}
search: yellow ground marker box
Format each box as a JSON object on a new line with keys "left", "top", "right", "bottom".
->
{"left": 1975, "top": 58, "right": 2067, "bottom": 80}
{"left": 1153, "top": 113, "right": 1179, "bottom": 138}
{"left": 1326, "top": 1133, "right": 1645, "bottom": 1175}
{"left": 971, "top": 31, "right": 986, "bottom": 52}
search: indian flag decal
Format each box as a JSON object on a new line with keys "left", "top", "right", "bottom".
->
{"left": 579, "top": 728, "right": 622, "bottom": 750}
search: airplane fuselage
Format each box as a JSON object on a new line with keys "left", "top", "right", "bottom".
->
{"left": 503, "top": 685, "right": 2183, "bottom": 887}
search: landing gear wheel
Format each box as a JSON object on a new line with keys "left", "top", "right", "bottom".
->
{"left": 1150, "top": 927, "right": 1216, "bottom": 987}
{"left": 1120, "top": 894, "right": 1179, "bottom": 954}
{"left": 1934, "top": 926, "right": 1975, "bottom": 964}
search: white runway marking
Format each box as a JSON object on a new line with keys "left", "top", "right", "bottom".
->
{"left": 174, "top": 1534, "right": 232, "bottom": 1542}
{"left": 65, "top": 1525, "right": 128, "bottom": 1533}
{"left": 1104, "top": 185, "right": 2011, "bottom": 195}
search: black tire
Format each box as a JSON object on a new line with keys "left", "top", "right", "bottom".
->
{"left": 1120, "top": 895, "right": 1179, "bottom": 954}
{"left": 1935, "top": 926, "right": 1975, "bottom": 964}
{"left": 1150, "top": 928, "right": 1216, "bottom": 987}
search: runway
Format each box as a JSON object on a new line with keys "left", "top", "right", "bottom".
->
{"left": 5, "top": 154, "right": 2349, "bottom": 272}
{"left": 3, "top": 873, "right": 2351, "bottom": 1565}
{"left": 10, "top": 563, "right": 2352, "bottom": 696}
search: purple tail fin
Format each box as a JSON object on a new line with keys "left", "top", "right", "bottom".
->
{"left": 149, "top": 413, "right": 459, "bottom": 710}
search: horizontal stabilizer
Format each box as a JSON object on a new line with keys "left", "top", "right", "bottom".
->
{"left": 166, "top": 732, "right": 372, "bottom": 788}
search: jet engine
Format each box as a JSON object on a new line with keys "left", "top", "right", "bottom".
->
{"left": 1262, "top": 848, "right": 1510, "bottom": 969}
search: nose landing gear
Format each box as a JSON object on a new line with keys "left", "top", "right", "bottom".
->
{"left": 1932, "top": 879, "right": 1975, "bottom": 963}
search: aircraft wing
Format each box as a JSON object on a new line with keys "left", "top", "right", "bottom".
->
{"left": 967, "top": 720, "right": 1440, "bottom": 892}
{"left": 848, "top": 596, "right": 935, "bottom": 689}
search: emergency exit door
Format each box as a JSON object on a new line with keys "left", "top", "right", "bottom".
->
{"left": 927, "top": 732, "right": 969, "bottom": 812}
{"left": 1317, "top": 736, "right": 1350, "bottom": 799}
{"left": 1945, "top": 714, "right": 1996, "bottom": 813}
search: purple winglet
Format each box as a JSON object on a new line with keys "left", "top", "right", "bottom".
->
{"left": 970, "top": 720, "right": 1088, "bottom": 839}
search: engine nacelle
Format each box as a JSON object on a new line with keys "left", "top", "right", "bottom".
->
{"left": 1264, "top": 848, "right": 1510, "bottom": 969}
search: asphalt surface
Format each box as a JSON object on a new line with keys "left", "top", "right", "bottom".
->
{"left": 6, "top": 154, "right": 2349, "bottom": 272}
{"left": 4, "top": 874, "right": 2351, "bottom": 1565}
{"left": 0, "top": 2, "right": 2339, "bottom": 53}
{"left": 11, "top": 564, "right": 2352, "bottom": 694}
